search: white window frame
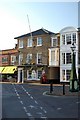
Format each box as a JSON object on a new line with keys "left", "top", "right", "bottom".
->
{"left": 37, "top": 53, "right": 42, "bottom": 64}
{"left": 37, "top": 37, "right": 42, "bottom": 46}
{"left": 62, "top": 35, "right": 65, "bottom": 45}
{"left": 66, "top": 53, "right": 71, "bottom": 64}
{"left": 19, "top": 54, "right": 23, "bottom": 65}
{"left": 19, "top": 39, "right": 23, "bottom": 48}
{"left": 51, "top": 37, "right": 58, "bottom": 47}
{"left": 72, "top": 33, "right": 76, "bottom": 43}
{"left": 27, "top": 38, "right": 33, "bottom": 47}
{"left": 26, "top": 54, "right": 32, "bottom": 64}
{"left": 66, "top": 34, "right": 71, "bottom": 45}
{"left": 11, "top": 55, "right": 16, "bottom": 64}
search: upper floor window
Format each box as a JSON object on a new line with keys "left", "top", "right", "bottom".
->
{"left": 66, "top": 70, "right": 71, "bottom": 81}
{"left": 51, "top": 37, "right": 58, "bottom": 47}
{"left": 66, "top": 34, "right": 71, "bottom": 44}
{"left": 19, "top": 39, "right": 23, "bottom": 48}
{"left": 37, "top": 37, "right": 42, "bottom": 46}
{"left": 37, "top": 53, "right": 42, "bottom": 64}
{"left": 62, "top": 53, "right": 65, "bottom": 64}
{"left": 62, "top": 35, "right": 65, "bottom": 45}
{"left": 51, "top": 50, "right": 55, "bottom": 62}
{"left": 27, "top": 38, "right": 33, "bottom": 47}
{"left": 72, "top": 33, "right": 76, "bottom": 43}
{"left": 26, "top": 54, "right": 32, "bottom": 64}
{"left": 19, "top": 54, "right": 23, "bottom": 65}
{"left": 11, "top": 55, "right": 16, "bottom": 64}
{"left": 66, "top": 53, "right": 71, "bottom": 64}
{"left": 62, "top": 53, "right": 71, "bottom": 64}
{"left": 2, "top": 57, "right": 8, "bottom": 63}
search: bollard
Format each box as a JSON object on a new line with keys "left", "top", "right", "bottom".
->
{"left": 50, "top": 82, "right": 53, "bottom": 93}
{"left": 63, "top": 83, "right": 65, "bottom": 95}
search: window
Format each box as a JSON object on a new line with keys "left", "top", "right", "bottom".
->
{"left": 62, "top": 35, "right": 65, "bottom": 45}
{"left": 51, "top": 50, "right": 55, "bottom": 62}
{"left": 66, "top": 34, "right": 71, "bottom": 44}
{"left": 19, "top": 54, "right": 23, "bottom": 65}
{"left": 62, "top": 53, "right": 65, "bottom": 64}
{"left": 2, "top": 57, "right": 8, "bottom": 63}
{"left": 62, "top": 70, "right": 65, "bottom": 81}
{"left": 37, "top": 37, "right": 42, "bottom": 46}
{"left": 27, "top": 70, "right": 37, "bottom": 80}
{"left": 27, "top": 70, "right": 32, "bottom": 79}
{"left": 66, "top": 70, "right": 71, "bottom": 81}
{"left": 37, "top": 53, "right": 42, "bottom": 64}
{"left": 37, "top": 70, "right": 42, "bottom": 79}
{"left": 19, "top": 40, "right": 23, "bottom": 48}
{"left": 26, "top": 54, "right": 32, "bottom": 64}
{"left": 66, "top": 53, "right": 71, "bottom": 64}
{"left": 27, "top": 38, "right": 33, "bottom": 47}
{"left": 52, "top": 38, "right": 58, "bottom": 47}
{"left": 11, "top": 55, "right": 16, "bottom": 64}
{"left": 72, "top": 33, "right": 76, "bottom": 43}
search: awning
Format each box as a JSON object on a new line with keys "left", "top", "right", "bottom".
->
{"left": 0, "top": 67, "right": 4, "bottom": 73}
{"left": 2, "top": 66, "right": 17, "bottom": 74}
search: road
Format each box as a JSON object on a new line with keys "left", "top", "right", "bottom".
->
{"left": 1, "top": 83, "right": 79, "bottom": 120}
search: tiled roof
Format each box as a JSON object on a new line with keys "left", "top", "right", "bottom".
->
{"left": 14, "top": 28, "right": 55, "bottom": 39}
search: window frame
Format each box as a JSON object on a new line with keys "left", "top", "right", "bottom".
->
{"left": 27, "top": 38, "right": 33, "bottom": 47}
{"left": 19, "top": 39, "right": 23, "bottom": 48}
{"left": 37, "top": 37, "right": 42, "bottom": 46}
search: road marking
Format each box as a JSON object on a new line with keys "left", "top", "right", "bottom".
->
{"left": 57, "top": 107, "right": 62, "bottom": 110}
{"left": 76, "top": 101, "right": 80, "bottom": 104}
{"left": 40, "top": 116, "right": 47, "bottom": 119}
{"left": 28, "top": 93, "right": 31, "bottom": 96}
{"left": 35, "top": 100, "right": 38, "bottom": 104}
{"left": 28, "top": 105, "right": 36, "bottom": 109}
{"left": 18, "top": 96, "right": 20, "bottom": 99}
{"left": 27, "top": 113, "right": 32, "bottom": 117}
{"left": 40, "top": 107, "right": 43, "bottom": 110}
{"left": 23, "top": 106, "right": 27, "bottom": 112}
{"left": 43, "top": 110, "right": 47, "bottom": 113}
{"left": 30, "top": 96, "right": 33, "bottom": 99}
{"left": 20, "top": 100, "right": 23, "bottom": 104}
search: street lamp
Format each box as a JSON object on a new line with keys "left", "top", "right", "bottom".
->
{"left": 69, "top": 42, "right": 79, "bottom": 92}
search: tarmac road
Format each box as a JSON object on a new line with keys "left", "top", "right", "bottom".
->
{"left": 1, "top": 83, "right": 80, "bottom": 120}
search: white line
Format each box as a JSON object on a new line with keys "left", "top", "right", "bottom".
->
{"left": 57, "top": 108, "right": 62, "bottom": 110}
{"left": 20, "top": 100, "right": 23, "bottom": 104}
{"left": 35, "top": 100, "right": 38, "bottom": 104}
{"left": 18, "top": 96, "right": 20, "bottom": 99}
{"left": 27, "top": 113, "right": 32, "bottom": 117}
{"left": 30, "top": 96, "right": 33, "bottom": 99}
{"left": 43, "top": 110, "right": 47, "bottom": 113}
{"left": 28, "top": 93, "right": 31, "bottom": 96}
{"left": 40, "top": 107, "right": 43, "bottom": 110}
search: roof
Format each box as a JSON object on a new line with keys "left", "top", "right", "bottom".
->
{"left": 14, "top": 28, "right": 55, "bottom": 39}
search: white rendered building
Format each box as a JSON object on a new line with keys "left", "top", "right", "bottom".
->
{"left": 60, "top": 26, "right": 78, "bottom": 82}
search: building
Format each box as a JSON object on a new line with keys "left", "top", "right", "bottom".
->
{"left": 78, "top": 28, "right": 80, "bottom": 83}
{"left": 48, "top": 33, "right": 60, "bottom": 83}
{"left": 0, "top": 45, "right": 18, "bottom": 81}
{"left": 60, "top": 26, "right": 79, "bottom": 83}
{"left": 14, "top": 28, "right": 60, "bottom": 83}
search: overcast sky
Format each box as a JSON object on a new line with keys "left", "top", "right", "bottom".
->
{"left": 0, "top": 1, "right": 78, "bottom": 50}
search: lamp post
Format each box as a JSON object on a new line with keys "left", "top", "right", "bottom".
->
{"left": 69, "top": 42, "right": 79, "bottom": 92}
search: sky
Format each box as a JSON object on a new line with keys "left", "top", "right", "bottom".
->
{"left": 0, "top": 0, "right": 78, "bottom": 50}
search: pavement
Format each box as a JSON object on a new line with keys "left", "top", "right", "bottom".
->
{"left": 0, "top": 80, "right": 80, "bottom": 96}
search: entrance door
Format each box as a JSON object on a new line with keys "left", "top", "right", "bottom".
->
{"left": 20, "top": 70, "right": 22, "bottom": 82}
